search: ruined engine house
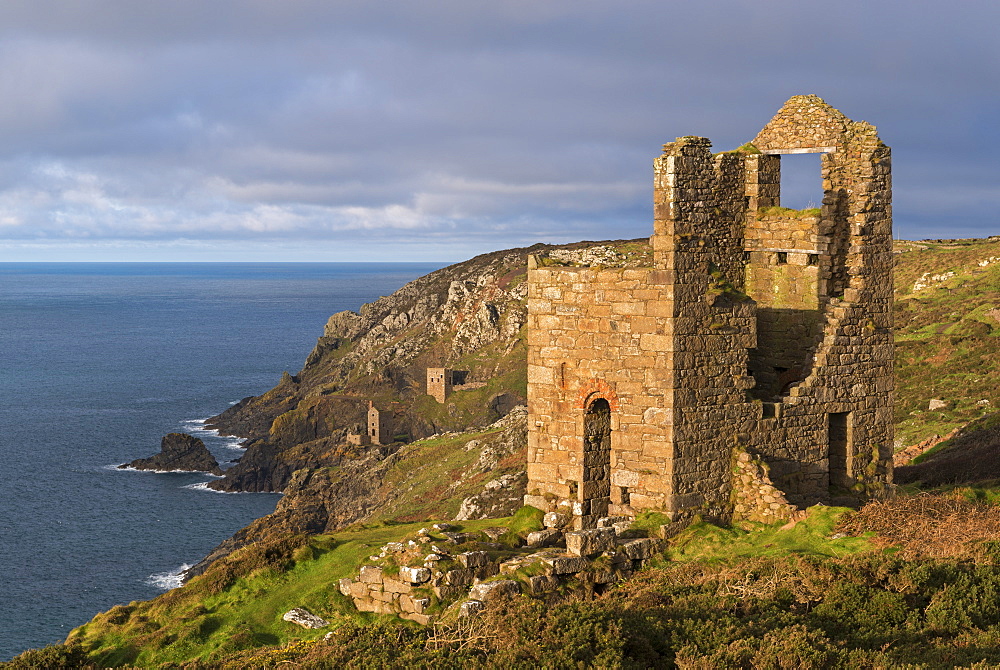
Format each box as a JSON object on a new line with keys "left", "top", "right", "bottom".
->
{"left": 524, "top": 95, "right": 894, "bottom": 528}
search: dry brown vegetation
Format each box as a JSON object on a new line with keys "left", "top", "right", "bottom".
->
{"left": 838, "top": 492, "right": 1000, "bottom": 560}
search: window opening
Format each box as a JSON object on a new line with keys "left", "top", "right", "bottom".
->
{"left": 778, "top": 152, "right": 823, "bottom": 211}
{"left": 829, "top": 412, "right": 851, "bottom": 489}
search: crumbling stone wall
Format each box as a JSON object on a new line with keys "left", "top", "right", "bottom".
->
{"left": 526, "top": 95, "right": 893, "bottom": 525}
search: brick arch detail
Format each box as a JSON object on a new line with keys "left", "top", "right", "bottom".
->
{"left": 574, "top": 378, "right": 620, "bottom": 411}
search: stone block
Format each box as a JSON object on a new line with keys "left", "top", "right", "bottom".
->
{"left": 527, "top": 528, "right": 562, "bottom": 548}
{"left": 597, "top": 515, "right": 632, "bottom": 530}
{"left": 443, "top": 568, "right": 476, "bottom": 586}
{"left": 543, "top": 511, "right": 570, "bottom": 529}
{"left": 359, "top": 565, "right": 384, "bottom": 584}
{"left": 469, "top": 580, "right": 522, "bottom": 602}
{"left": 382, "top": 578, "right": 412, "bottom": 594}
{"left": 282, "top": 608, "right": 329, "bottom": 629}
{"left": 338, "top": 578, "right": 353, "bottom": 597}
{"left": 618, "top": 538, "right": 662, "bottom": 560}
{"left": 353, "top": 597, "right": 377, "bottom": 613}
{"left": 433, "top": 585, "right": 467, "bottom": 599}
{"left": 457, "top": 551, "right": 490, "bottom": 568}
{"left": 543, "top": 555, "right": 589, "bottom": 574}
{"left": 565, "top": 528, "right": 617, "bottom": 557}
{"left": 349, "top": 581, "right": 369, "bottom": 598}
{"left": 400, "top": 566, "right": 431, "bottom": 584}
{"left": 527, "top": 574, "right": 560, "bottom": 594}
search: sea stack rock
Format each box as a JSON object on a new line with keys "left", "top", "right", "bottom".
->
{"left": 119, "top": 433, "right": 223, "bottom": 475}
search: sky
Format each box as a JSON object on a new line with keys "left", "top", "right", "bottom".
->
{"left": 0, "top": 0, "right": 997, "bottom": 262}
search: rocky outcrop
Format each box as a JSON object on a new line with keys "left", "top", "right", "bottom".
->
{"left": 119, "top": 433, "right": 223, "bottom": 475}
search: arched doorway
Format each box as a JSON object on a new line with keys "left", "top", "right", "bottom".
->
{"left": 582, "top": 398, "right": 612, "bottom": 520}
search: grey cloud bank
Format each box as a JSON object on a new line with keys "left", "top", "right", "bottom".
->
{"left": 0, "top": 0, "right": 997, "bottom": 261}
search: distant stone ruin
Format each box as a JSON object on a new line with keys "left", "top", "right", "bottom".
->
{"left": 347, "top": 401, "right": 393, "bottom": 446}
{"left": 427, "top": 368, "right": 453, "bottom": 403}
{"left": 427, "top": 367, "right": 481, "bottom": 403}
{"left": 525, "top": 95, "right": 894, "bottom": 529}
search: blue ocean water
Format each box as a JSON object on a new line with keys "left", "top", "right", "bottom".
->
{"left": 0, "top": 262, "right": 442, "bottom": 660}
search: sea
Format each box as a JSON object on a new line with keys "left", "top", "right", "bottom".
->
{"left": 0, "top": 261, "right": 443, "bottom": 661}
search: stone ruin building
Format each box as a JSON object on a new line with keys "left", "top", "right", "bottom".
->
{"left": 347, "top": 401, "right": 393, "bottom": 446}
{"left": 524, "top": 95, "right": 894, "bottom": 529}
{"left": 427, "top": 367, "right": 453, "bottom": 403}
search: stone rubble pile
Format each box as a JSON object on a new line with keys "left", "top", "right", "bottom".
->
{"left": 338, "top": 515, "right": 665, "bottom": 625}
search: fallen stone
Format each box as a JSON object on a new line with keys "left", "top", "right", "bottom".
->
{"left": 457, "top": 551, "right": 490, "bottom": 568}
{"left": 527, "top": 528, "right": 562, "bottom": 548}
{"left": 460, "top": 600, "right": 486, "bottom": 617}
{"left": 543, "top": 511, "right": 570, "bottom": 529}
{"left": 282, "top": 608, "right": 328, "bottom": 629}
{"left": 543, "top": 555, "right": 589, "bottom": 574}
{"left": 400, "top": 566, "right": 431, "bottom": 584}
{"left": 618, "top": 538, "right": 661, "bottom": 560}
{"left": 469, "top": 579, "right": 521, "bottom": 602}
{"left": 338, "top": 577, "right": 353, "bottom": 596}
{"left": 432, "top": 523, "right": 456, "bottom": 532}
{"left": 527, "top": 574, "right": 560, "bottom": 594}
{"left": 928, "top": 398, "right": 948, "bottom": 411}
{"left": 565, "top": 528, "right": 616, "bottom": 557}
{"left": 359, "top": 565, "right": 384, "bottom": 584}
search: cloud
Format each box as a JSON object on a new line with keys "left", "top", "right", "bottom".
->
{"left": 0, "top": 1, "right": 998, "bottom": 260}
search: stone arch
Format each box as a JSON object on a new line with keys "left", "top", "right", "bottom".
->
{"left": 581, "top": 397, "right": 612, "bottom": 523}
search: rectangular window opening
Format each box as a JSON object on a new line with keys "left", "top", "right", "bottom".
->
{"left": 778, "top": 152, "right": 824, "bottom": 211}
{"left": 776, "top": 252, "right": 788, "bottom": 264}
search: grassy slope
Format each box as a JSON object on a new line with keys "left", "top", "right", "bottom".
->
{"left": 66, "top": 517, "right": 527, "bottom": 668}
{"left": 893, "top": 238, "right": 1000, "bottom": 445}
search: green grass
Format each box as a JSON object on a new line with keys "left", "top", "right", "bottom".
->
{"left": 666, "top": 506, "right": 872, "bottom": 563}
{"left": 66, "top": 516, "right": 526, "bottom": 667}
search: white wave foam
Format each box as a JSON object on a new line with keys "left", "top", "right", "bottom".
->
{"left": 145, "top": 564, "right": 192, "bottom": 590}
{"left": 180, "top": 418, "right": 217, "bottom": 436}
{"left": 183, "top": 481, "right": 237, "bottom": 493}
{"left": 182, "top": 481, "right": 283, "bottom": 496}
{"left": 220, "top": 436, "right": 246, "bottom": 450}
{"left": 110, "top": 464, "right": 222, "bottom": 476}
